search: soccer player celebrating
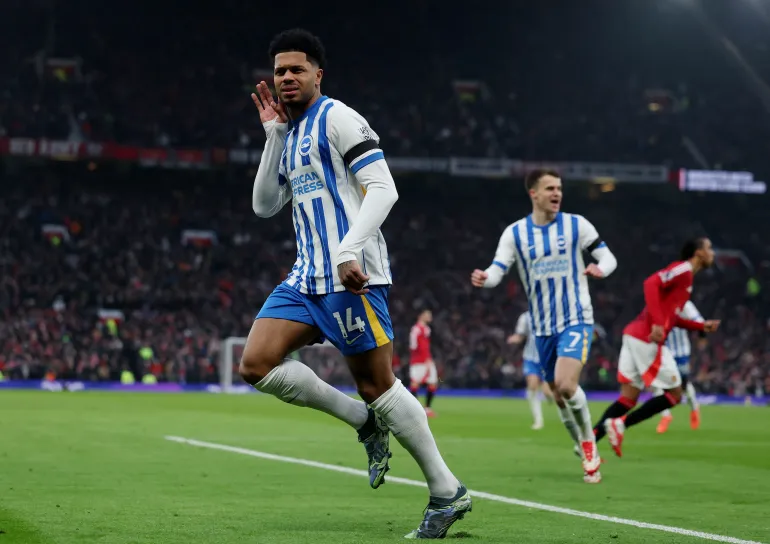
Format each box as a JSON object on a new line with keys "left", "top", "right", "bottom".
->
{"left": 241, "top": 29, "right": 470, "bottom": 538}
{"left": 507, "top": 311, "right": 551, "bottom": 430}
{"left": 656, "top": 300, "right": 704, "bottom": 433}
{"left": 409, "top": 309, "right": 440, "bottom": 417}
{"left": 471, "top": 169, "right": 617, "bottom": 483}
{"left": 593, "top": 238, "right": 720, "bottom": 457}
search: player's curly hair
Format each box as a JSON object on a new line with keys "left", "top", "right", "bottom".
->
{"left": 269, "top": 29, "right": 327, "bottom": 69}
{"left": 680, "top": 237, "right": 708, "bottom": 260}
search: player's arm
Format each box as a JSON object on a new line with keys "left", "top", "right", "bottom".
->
{"left": 642, "top": 272, "right": 667, "bottom": 332}
{"left": 677, "top": 301, "right": 720, "bottom": 332}
{"left": 576, "top": 215, "right": 617, "bottom": 279}
{"left": 471, "top": 227, "right": 516, "bottom": 288}
{"left": 409, "top": 326, "right": 420, "bottom": 351}
{"left": 507, "top": 313, "right": 528, "bottom": 345}
{"left": 329, "top": 108, "right": 398, "bottom": 293}
{"left": 251, "top": 83, "right": 292, "bottom": 218}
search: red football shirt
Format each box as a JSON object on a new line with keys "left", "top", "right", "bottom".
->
{"left": 409, "top": 323, "right": 432, "bottom": 364}
{"left": 624, "top": 261, "right": 706, "bottom": 344}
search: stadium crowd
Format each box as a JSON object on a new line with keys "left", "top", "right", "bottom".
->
{"left": 1, "top": 167, "right": 768, "bottom": 397}
{"left": 2, "top": 0, "right": 770, "bottom": 176}
{"left": 2, "top": 0, "right": 770, "bottom": 396}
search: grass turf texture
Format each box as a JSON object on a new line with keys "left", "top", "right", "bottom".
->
{"left": 1, "top": 391, "right": 768, "bottom": 544}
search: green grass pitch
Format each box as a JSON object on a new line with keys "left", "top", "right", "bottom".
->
{"left": 1, "top": 391, "right": 769, "bottom": 543}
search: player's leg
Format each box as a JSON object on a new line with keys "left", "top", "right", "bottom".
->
{"left": 322, "top": 289, "right": 469, "bottom": 538}
{"left": 409, "top": 365, "right": 423, "bottom": 401}
{"left": 678, "top": 358, "right": 701, "bottom": 429}
{"left": 537, "top": 336, "right": 581, "bottom": 447}
{"left": 594, "top": 335, "right": 643, "bottom": 443}
{"left": 239, "top": 286, "right": 370, "bottom": 430}
{"left": 604, "top": 344, "right": 683, "bottom": 456}
{"left": 552, "top": 326, "right": 595, "bottom": 441}
{"left": 524, "top": 364, "right": 544, "bottom": 430}
{"left": 653, "top": 386, "right": 674, "bottom": 434}
{"left": 424, "top": 362, "right": 438, "bottom": 417}
{"left": 541, "top": 380, "right": 554, "bottom": 403}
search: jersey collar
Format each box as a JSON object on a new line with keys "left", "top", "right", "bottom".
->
{"left": 289, "top": 95, "right": 329, "bottom": 129}
{"left": 527, "top": 212, "right": 561, "bottom": 230}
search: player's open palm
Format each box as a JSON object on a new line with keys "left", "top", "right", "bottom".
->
{"left": 251, "top": 81, "right": 288, "bottom": 125}
{"left": 471, "top": 269, "right": 488, "bottom": 288}
{"left": 338, "top": 260, "right": 370, "bottom": 295}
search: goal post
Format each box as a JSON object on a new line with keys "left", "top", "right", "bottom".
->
{"left": 219, "top": 336, "right": 343, "bottom": 393}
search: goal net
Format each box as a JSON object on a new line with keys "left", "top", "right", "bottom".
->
{"left": 219, "top": 337, "right": 352, "bottom": 393}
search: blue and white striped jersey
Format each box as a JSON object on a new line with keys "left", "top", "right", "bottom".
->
{"left": 666, "top": 301, "right": 703, "bottom": 358}
{"left": 278, "top": 96, "right": 392, "bottom": 294}
{"left": 515, "top": 311, "right": 540, "bottom": 362}
{"left": 490, "top": 213, "right": 604, "bottom": 336}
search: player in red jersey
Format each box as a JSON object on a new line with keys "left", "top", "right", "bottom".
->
{"left": 592, "top": 238, "right": 720, "bottom": 457}
{"left": 409, "top": 310, "right": 439, "bottom": 417}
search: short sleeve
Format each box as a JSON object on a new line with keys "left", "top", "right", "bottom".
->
{"left": 329, "top": 106, "right": 384, "bottom": 174}
{"left": 576, "top": 215, "right": 603, "bottom": 251}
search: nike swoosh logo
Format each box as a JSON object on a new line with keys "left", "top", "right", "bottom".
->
{"left": 346, "top": 334, "right": 364, "bottom": 345}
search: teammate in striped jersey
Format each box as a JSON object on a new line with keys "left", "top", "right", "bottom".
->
{"left": 239, "top": 30, "right": 470, "bottom": 539}
{"left": 471, "top": 169, "right": 618, "bottom": 483}
{"left": 507, "top": 311, "right": 552, "bottom": 430}
{"left": 656, "top": 300, "right": 704, "bottom": 433}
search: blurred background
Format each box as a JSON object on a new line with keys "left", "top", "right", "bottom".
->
{"left": 1, "top": 0, "right": 769, "bottom": 397}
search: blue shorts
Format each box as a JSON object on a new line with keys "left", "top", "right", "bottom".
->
{"left": 535, "top": 324, "right": 594, "bottom": 383}
{"left": 256, "top": 283, "right": 394, "bottom": 356}
{"left": 523, "top": 359, "right": 544, "bottom": 379}
{"left": 675, "top": 356, "right": 691, "bottom": 377}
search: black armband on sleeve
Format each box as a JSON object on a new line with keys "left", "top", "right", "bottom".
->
{"left": 343, "top": 140, "right": 380, "bottom": 166}
{"left": 586, "top": 238, "right": 603, "bottom": 253}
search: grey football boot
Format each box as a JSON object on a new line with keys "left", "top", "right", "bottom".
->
{"left": 404, "top": 484, "right": 473, "bottom": 539}
{"left": 357, "top": 407, "right": 392, "bottom": 489}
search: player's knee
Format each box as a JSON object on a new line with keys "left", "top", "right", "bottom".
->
{"left": 355, "top": 374, "right": 397, "bottom": 405}
{"left": 553, "top": 378, "right": 577, "bottom": 399}
{"left": 667, "top": 387, "right": 683, "bottom": 404}
{"left": 238, "top": 349, "right": 282, "bottom": 385}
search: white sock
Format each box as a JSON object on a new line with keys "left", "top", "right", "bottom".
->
{"left": 255, "top": 358, "right": 368, "bottom": 429}
{"left": 565, "top": 387, "right": 594, "bottom": 442}
{"left": 371, "top": 380, "right": 459, "bottom": 499}
{"left": 661, "top": 408, "right": 672, "bottom": 418}
{"left": 557, "top": 404, "right": 580, "bottom": 446}
{"left": 526, "top": 388, "right": 543, "bottom": 425}
{"left": 686, "top": 382, "right": 699, "bottom": 411}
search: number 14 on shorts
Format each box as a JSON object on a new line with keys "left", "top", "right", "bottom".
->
{"left": 333, "top": 307, "right": 367, "bottom": 341}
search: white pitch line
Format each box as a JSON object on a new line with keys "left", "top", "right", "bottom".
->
{"left": 164, "top": 435, "right": 764, "bottom": 544}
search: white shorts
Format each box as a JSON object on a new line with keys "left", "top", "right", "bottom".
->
{"left": 618, "top": 335, "right": 681, "bottom": 390}
{"left": 410, "top": 362, "right": 438, "bottom": 387}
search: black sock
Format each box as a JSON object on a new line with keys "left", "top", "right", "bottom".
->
{"left": 593, "top": 400, "right": 634, "bottom": 442}
{"left": 625, "top": 394, "right": 676, "bottom": 428}
{"left": 410, "top": 388, "right": 419, "bottom": 398}
{"left": 425, "top": 390, "right": 435, "bottom": 408}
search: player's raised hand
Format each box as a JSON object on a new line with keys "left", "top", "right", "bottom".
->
{"left": 470, "top": 269, "right": 488, "bottom": 288}
{"left": 584, "top": 264, "right": 604, "bottom": 279}
{"left": 703, "top": 320, "right": 721, "bottom": 333}
{"left": 649, "top": 324, "right": 665, "bottom": 344}
{"left": 338, "top": 260, "right": 370, "bottom": 295}
{"left": 251, "top": 81, "right": 288, "bottom": 124}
